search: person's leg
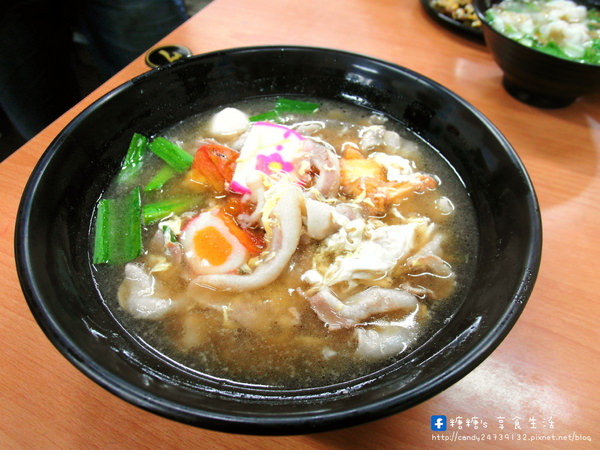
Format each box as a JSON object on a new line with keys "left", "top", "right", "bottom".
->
{"left": 76, "top": 0, "right": 189, "bottom": 78}
{"left": 0, "top": 1, "right": 81, "bottom": 139}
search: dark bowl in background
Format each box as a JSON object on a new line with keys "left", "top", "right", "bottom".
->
{"left": 15, "top": 46, "right": 542, "bottom": 435}
{"left": 473, "top": 0, "right": 600, "bottom": 108}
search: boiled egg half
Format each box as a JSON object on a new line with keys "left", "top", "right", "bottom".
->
{"left": 180, "top": 210, "right": 249, "bottom": 275}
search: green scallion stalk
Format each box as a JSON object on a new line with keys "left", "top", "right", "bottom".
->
{"left": 144, "top": 164, "right": 177, "bottom": 192}
{"left": 275, "top": 97, "right": 320, "bottom": 114}
{"left": 149, "top": 137, "right": 193, "bottom": 172}
{"left": 249, "top": 98, "right": 320, "bottom": 122}
{"left": 93, "top": 187, "right": 142, "bottom": 265}
{"left": 92, "top": 199, "right": 110, "bottom": 264}
{"left": 117, "top": 133, "right": 148, "bottom": 184}
{"left": 142, "top": 195, "right": 202, "bottom": 224}
{"left": 249, "top": 110, "right": 280, "bottom": 122}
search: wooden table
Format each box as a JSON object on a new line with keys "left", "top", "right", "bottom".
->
{"left": 1, "top": 0, "right": 598, "bottom": 447}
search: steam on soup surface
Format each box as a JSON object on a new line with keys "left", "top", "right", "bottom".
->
{"left": 92, "top": 98, "right": 478, "bottom": 388}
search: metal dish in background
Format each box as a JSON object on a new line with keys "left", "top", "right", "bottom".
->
{"left": 420, "top": 0, "right": 484, "bottom": 40}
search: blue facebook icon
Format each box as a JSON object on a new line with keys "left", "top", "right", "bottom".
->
{"left": 431, "top": 415, "right": 447, "bottom": 431}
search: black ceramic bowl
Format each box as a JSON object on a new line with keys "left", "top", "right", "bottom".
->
{"left": 474, "top": 0, "right": 600, "bottom": 108}
{"left": 15, "top": 46, "right": 541, "bottom": 435}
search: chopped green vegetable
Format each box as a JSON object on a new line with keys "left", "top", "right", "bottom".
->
{"left": 144, "top": 164, "right": 177, "bottom": 192}
{"left": 588, "top": 9, "right": 600, "bottom": 26}
{"left": 584, "top": 40, "right": 600, "bottom": 64}
{"left": 142, "top": 195, "right": 202, "bottom": 224}
{"left": 93, "top": 187, "right": 142, "bottom": 265}
{"left": 536, "top": 41, "right": 569, "bottom": 59}
{"left": 117, "top": 133, "right": 148, "bottom": 184}
{"left": 149, "top": 137, "right": 193, "bottom": 172}
{"left": 162, "top": 225, "right": 178, "bottom": 243}
{"left": 249, "top": 110, "right": 281, "bottom": 122}
{"left": 275, "top": 97, "right": 320, "bottom": 114}
{"left": 249, "top": 97, "right": 320, "bottom": 122}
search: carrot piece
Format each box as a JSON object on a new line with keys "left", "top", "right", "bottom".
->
{"left": 341, "top": 145, "right": 363, "bottom": 160}
{"left": 340, "top": 158, "right": 384, "bottom": 193}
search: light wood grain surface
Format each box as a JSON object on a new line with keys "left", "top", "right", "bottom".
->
{"left": 1, "top": 0, "right": 598, "bottom": 447}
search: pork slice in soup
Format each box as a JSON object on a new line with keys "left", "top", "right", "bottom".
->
{"left": 93, "top": 98, "right": 477, "bottom": 387}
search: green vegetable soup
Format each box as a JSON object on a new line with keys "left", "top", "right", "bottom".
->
{"left": 486, "top": 0, "right": 600, "bottom": 64}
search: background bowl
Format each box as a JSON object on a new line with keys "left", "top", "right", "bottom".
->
{"left": 473, "top": 0, "right": 600, "bottom": 108}
{"left": 15, "top": 46, "right": 542, "bottom": 435}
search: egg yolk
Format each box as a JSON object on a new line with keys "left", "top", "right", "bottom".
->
{"left": 193, "top": 226, "right": 232, "bottom": 266}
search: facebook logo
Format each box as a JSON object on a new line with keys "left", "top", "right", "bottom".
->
{"left": 431, "top": 415, "right": 447, "bottom": 431}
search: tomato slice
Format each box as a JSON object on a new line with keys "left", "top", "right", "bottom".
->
{"left": 204, "top": 143, "right": 238, "bottom": 181}
{"left": 191, "top": 143, "right": 239, "bottom": 193}
{"left": 216, "top": 206, "right": 265, "bottom": 255}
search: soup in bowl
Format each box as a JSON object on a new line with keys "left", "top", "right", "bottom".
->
{"left": 473, "top": 0, "right": 600, "bottom": 107}
{"left": 15, "top": 46, "right": 541, "bottom": 434}
{"left": 92, "top": 96, "right": 479, "bottom": 388}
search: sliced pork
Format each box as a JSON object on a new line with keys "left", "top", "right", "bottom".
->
{"left": 303, "top": 139, "right": 340, "bottom": 198}
{"left": 355, "top": 325, "right": 418, "bottom": 359}
{"left": 308, "top": 286, "right": 418, "bottom": 330}
{"left": 118, "top": 263, "right": 173, "bottom": 319}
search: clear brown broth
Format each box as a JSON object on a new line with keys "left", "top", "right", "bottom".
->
{"left": 93, "top": 98, "right": 478, "bottom": 388}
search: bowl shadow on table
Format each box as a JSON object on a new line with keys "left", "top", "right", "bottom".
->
{"left": 308, "top": 412, "right": 414, "bottom": 448}
{"left": 468, "top": 56, "right": 599, "bottom": 211}
{"left": 418, "top": 3, "right": 487, "bottom": 48}
{"left": 506, "top": 93, "right": 599, "bottom": 210}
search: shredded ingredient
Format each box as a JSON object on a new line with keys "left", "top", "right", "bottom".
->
{"left": 431, "top": 0, "right": 482, "bottom": 29}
